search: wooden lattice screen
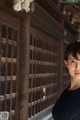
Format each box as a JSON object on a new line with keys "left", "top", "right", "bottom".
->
{"left": 0, "top": 11, "right": 19, "bottom": 120}
{"left": 28, "top": 27, "right": 59, "bottom": 118}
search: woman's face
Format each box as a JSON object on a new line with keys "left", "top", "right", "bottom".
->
{"left": 64, "top": 54, "right": 80, "bottom": 80}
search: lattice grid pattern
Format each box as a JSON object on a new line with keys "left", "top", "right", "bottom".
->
{"left": 28, "top": 29, "right": 59, "bottom": 118}
{"left": 0, "top": 23, "right": 18, "bottom": 120}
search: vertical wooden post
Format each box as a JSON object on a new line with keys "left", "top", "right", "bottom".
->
{"left": 56, "top": 37, "right": 64, "bottom": 98}
{"left": 59, "top": 39, "right": 64, "bottom": 89}
{"left": 17, "top": 14, "right": 30, "bottom": 120}
{"left": 59, "top": 19, "right": 64, "bottom": 96}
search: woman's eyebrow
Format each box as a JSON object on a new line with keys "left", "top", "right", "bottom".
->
{"left": 68, "top": 57, "right": 80, "bottom": 61}
{"left": 68, "top": 57, "right": 75, "bottom": 60}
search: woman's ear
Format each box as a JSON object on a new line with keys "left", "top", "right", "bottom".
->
{"left": 64, "top": 60, "right": 68, "bottom": 68}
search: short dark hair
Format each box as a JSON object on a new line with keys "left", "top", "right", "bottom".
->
{"left": 64, "top": 42, "right": 80, "bottom": 61}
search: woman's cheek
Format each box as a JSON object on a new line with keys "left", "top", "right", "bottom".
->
{"left": 67, "top": 64, "right": 75, "bottom": 72}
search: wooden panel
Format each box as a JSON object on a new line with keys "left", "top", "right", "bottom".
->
{"left": 28, "top": 27, "right": 59, "bottom": 118}
{"left": 0, "top": 10, "right": 20, "bottom": 120}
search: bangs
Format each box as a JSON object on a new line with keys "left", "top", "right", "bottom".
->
{"left": 71, "top": 51, "right": 80, "bottom": 60}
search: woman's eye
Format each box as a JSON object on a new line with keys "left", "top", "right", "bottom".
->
{"left": 71, "top": 60, "right": 74, "bottom": 63}
{"left": 69, "top": 60, "right": 75, "bottom": 63}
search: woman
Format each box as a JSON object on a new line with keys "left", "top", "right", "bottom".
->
{"left": 52, "top": 42, "right": 80, "bottom": 120}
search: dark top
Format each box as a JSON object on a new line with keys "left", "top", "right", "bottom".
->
{"left": 52, "top": 87, "right": 80, "bottom": 120}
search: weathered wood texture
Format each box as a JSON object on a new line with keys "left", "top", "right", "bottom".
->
{"left": 17, "top": 15, "right": 30, "bottom": 120}
{"left": 0, "top": 9, "right": 20, "bottom": 120}
{"left": 0, "top": 1, "right": 78, "bottom": 120}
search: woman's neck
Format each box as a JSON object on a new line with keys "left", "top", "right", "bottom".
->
{"left": 69, "top": 78, "right": 80, "bottom": 90}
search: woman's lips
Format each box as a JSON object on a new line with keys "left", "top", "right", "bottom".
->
{"left": 75, "top": 72, "right": 80, "bottom": 75}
